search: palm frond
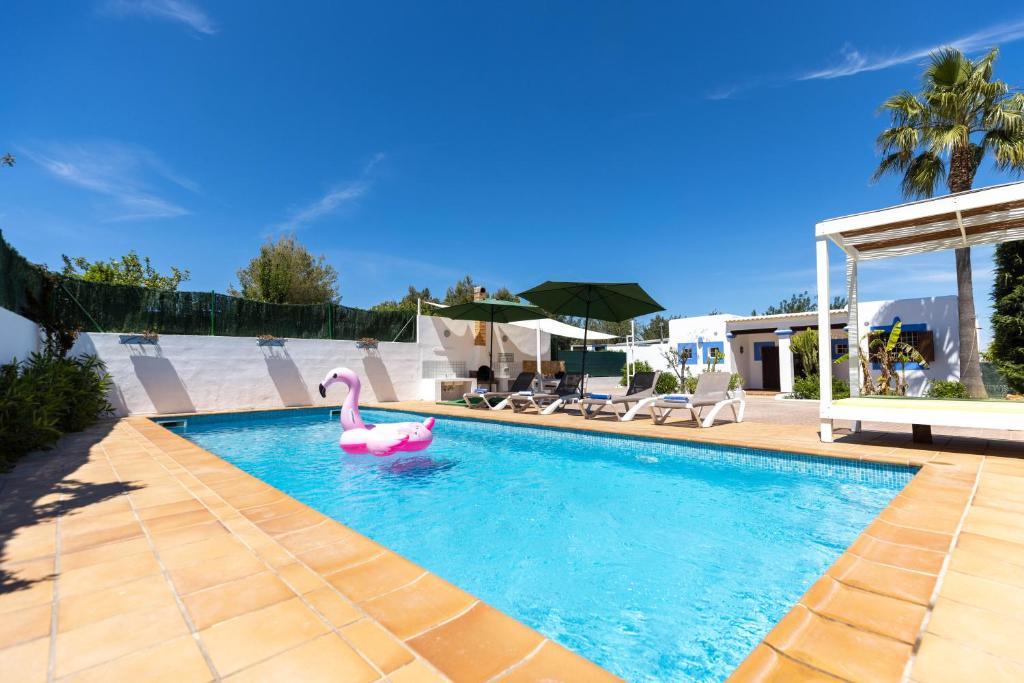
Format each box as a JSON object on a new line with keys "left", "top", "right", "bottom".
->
{"left": 900, "top": 152, "right": 946, "bottom": 199}
{"left": 985, "top": 129, "right": 1024, "bottom": 174}
{"left": 876, "top": 125, "right": 919, "bottom": 154}
{"left": 927, "top": 123, "right": 971, "bottom": 153}
{"left": 926, "top": 47, "right": 970, "bottom": 88}
{"left": 872, "top": 151, "right": 913, "bottom": 183}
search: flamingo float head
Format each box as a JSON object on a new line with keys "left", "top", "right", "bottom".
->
{"left": 318, "top": 367, "right": 360, "bottom": 398}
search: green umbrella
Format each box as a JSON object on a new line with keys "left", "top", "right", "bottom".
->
{"left": 516, "top": 282, "right": 665, "bottom": 394}
{"left": 436, "top": 298, "right": 548, "bottom": 389}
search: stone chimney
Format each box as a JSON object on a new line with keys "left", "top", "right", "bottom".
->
{"left": 473, "top": 286, "right": 488, "bottom": 346}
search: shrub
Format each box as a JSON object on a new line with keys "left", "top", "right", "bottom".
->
{"left": 729, "top": 373, "right": 744, "bottom": 391}
{"left": 791, "top": 374, "right": 850, "bottom": 400}
{"left": 0, "top": 353, "right": 112, "bottom": 470}
{"left": 926, "top": 380, "right": 969, "bottom": 400}
{"left": 620, "top": 360, "right": 680, "bottom": 394}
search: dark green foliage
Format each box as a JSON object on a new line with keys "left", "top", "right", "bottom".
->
{"left": 619, "top": 360, "right": 679, "bottom": 394}
{"left": 792, "top": 374, "right": 851, "bottom": 400}
{"left": 926, "top": 380, "right": 970, "bottom": 399}
{"left": 1, "top": 232, "right": 414, "bottom": 342}
{"left": 991, "top": 241, "right": 1024, "bottom": 393}
{"left": 231, "top": 234, "right": 339, "bottom": 304}
{"left": 761, "top": 291, "right": 813, "bottom": 316}
{"left": 0, "top": 353, "right": 112, "bottom": 470}
{"left": 371, "top": 286, "right": 437, "bottom": 313}
{"left": 62, "top": 252, "right": 190, "bottom": 291}
{"left": 642, "top": 314, "right": 676, "bottom": 341}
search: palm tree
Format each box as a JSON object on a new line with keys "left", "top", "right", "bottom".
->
{"left": 873, "top": 47, "right": 1024, "bottom": 398}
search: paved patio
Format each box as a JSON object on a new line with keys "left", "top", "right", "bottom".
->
{"left": 1, "top": 401, "right": 1022, "bottom": 682}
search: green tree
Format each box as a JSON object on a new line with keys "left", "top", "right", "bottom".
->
{"left": 873, "top": 47, "right": 1024, "bottom": 398}
{"left": 372, "top": 285, "right": 437, "bottom": 312}
{"left": 761, "top": 291, "right": 813, "bottom": 315}
{"left": 790, "top": 329, "right": 819, "bottom": 376}
{"left": 492, "top": 286, "right": 520, "bottom": 302}
{"left": 61, "top": 252, "right": 190, "bottom": 290}
{"left": 230, "top": 234, "right": 339, "bottom": 304}
{"left": 991, "top": 240, "right": 1024, "bottom": 393}
{"left": 440, "top": 276, "right": 520, "bottom": 305}
{"left": 642, "top": 314, "right": 676, "bottom": 340}
{"left": 591, "top": 319, "right": 632, "bottom": 338}
{"left": 443, "top": 275, "right": 477, "bottom": 305}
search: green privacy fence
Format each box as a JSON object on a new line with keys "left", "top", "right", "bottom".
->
{"left": 0, "top": 231, "right": 416, "bottom": 342}
{"left": 555, "top": 350, "right": 627, "bottom": 377}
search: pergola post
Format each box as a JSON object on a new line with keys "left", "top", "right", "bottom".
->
{"left": 846, "top": 256, "right": 862, "bottom": 433}
{"left": 816, "top": 238, "right": 833, "bottom": 442}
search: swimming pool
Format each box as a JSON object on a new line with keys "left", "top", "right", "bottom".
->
{"left": 170, "top": 408, "right": 914, "bottom": 682}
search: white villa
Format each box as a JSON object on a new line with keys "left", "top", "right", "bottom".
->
{"left": 615, "top": 295, "right": 962, "bottom": 396}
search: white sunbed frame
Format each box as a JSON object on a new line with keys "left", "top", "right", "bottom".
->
{"left": 462, "top": 373, "right": 538, "bottom": 411}
{"left": 647, "top": 372, "right": 745, "bottom": 427}
{"left": 508, "top": 375, "right": 585, "bottom": 416}
{"left": 648, "top": 395, "right": 745, "bottom": 427}
{"left": 579, "top": 371, "right": 662, "bottom": 422}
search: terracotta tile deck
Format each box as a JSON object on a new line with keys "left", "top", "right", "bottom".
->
{"left": 0, "top": 400, "right": 1020, "bottom": 682}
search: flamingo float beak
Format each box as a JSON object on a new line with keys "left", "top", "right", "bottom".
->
{"left": 318, "top": 383, "right": 326, "bottom": 398}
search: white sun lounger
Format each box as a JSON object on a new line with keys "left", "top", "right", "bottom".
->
{"left": 462, "top": 372, "right": 537, "bottom": 411}
{"left": 648, "top": 372, "right": 744, "bottom": 427}
{"left": 509, "top": 374, "right": 584, "bottom": 415}
{"left": 579, "top": 371, "right": 661, "bottom": 421}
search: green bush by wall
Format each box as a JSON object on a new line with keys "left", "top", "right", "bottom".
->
{"left": 0, "top": 353, "right": 112, "bottom": 470}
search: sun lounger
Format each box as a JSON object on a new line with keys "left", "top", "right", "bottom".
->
{"left": 463, "top": 372, "right": 537, "bottom": 410}
{"left": 509, "top": 374, "right": 583, "bottom": 415}
{"left": 580, "top": 371, "right": 661, "bottom": 421}
{"left": 648, "top": 372, "right": 744, "bottom": 427}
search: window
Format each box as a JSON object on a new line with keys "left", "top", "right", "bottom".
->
{"left": 677, "top": 342, "right": 698, "bottom": 365}
{"left": 869, "top": 321, "right": 934, "bottom": 368}
{"left": 703, "top": 341, "right": 725, "bottom": 365}
{"left": 832, "top": 340, "right": 849, "bottom": 360}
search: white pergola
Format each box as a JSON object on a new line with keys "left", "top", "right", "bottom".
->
{"left": 815, "top": 181, "right": 1024, "bottom": 442}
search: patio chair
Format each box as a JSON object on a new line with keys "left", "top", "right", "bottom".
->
{"left": 509, "top": 374, "right": 583, "bottom": 415}
{"left": 648, "top": 372, "right": 744, "bottom": 427}
{"left": 462, "top": 372, "right": 537, "bottom": 411}
{"left": 579, "top": 371, "right": 661, "bottom": 421}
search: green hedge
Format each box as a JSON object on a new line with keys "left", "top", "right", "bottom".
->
{"left": 0, "top": 353, "right": 112, "bottom": 470}
{"left": 0, "top": 231, "right": 415, "bottom": 342}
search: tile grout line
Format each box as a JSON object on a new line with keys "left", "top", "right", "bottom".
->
{"left": 126, "top": 423, "right": 451, "bottom": 683}
{"left": 483, "top": 638, "right": 549, "bottom": 683}
{"left": 899, "top": 456, "right": 985, "bottom": 683}
{"left": 762, "top": 642, "right": 856, "bottom": 682}
{"left": 402, "top": 599, "right": 480, "bottom": 643}
{"left": 100, "top": 439, "right": 224, "bottom": 683}
{"left": 45, "top": 500, "right": 62, "bottom": 683}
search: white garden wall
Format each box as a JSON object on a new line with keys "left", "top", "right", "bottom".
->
{"left": 63, "top": 316, "right": 552, "bottom": 416}
{"left": 0, "top": 306, "right": 39, "bottom": 364}
{"left": 72, "top": 333, "right": 421, "bottom": 416}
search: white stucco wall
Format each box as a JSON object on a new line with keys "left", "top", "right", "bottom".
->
{"left": 665, "top": 295, "right": 960, "bottom": 396}
{"left": 0, "top": 306, "right": 39, "bottom": 364}
{"left": 855, "top": 295, "right": 960, "bottom": 396}
{"left": 66, "top": 316, "right": 553, "bottom": 416}
{"left": 72, "top": 333, "right": 422, "bottom": 416}
{"left": 417, "top": 316, "right": 551, "bottom": 378}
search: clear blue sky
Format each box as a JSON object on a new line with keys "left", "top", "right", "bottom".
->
{"left": 2, "top": 1, "right": 1023, "bottom": 337}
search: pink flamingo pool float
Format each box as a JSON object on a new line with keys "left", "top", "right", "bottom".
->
{"left": 318, "top": 367, "right": 435, "bottom": 456}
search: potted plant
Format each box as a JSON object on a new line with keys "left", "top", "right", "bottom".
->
{"left": 256, "top": 334, "right": 285, "bottom": 346}
{"left": 119, "top": 329, "right": 159, "bottom": 345}
{"left": 728, "top": 373, "right": 745, "bottom": 399}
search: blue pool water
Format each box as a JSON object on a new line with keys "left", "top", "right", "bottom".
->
{"left": 172, "top": 409, "right": 913, "bottom": 682}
